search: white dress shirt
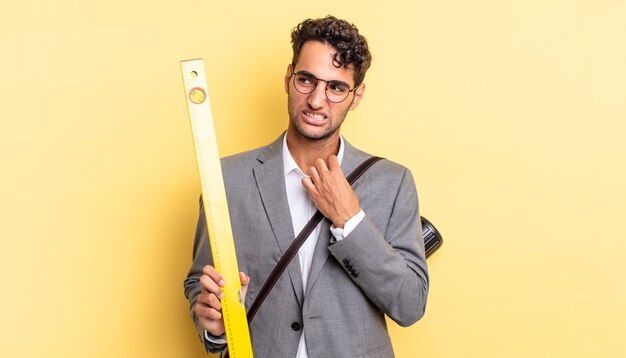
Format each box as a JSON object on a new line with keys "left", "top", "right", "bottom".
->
{"left": 282, "top": 134, "right": 364, "bottom": 358}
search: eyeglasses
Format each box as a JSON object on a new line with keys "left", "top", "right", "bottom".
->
{"left": 290, "top": 70, "right": 360, "bottom": 103}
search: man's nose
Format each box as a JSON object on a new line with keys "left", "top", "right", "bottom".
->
{"left": 307, "top": 82, "right": 327, "bottom": 109}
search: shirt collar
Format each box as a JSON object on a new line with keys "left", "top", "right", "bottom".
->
{"left": 282, "top": 133, "right": 345, "bottom": 177}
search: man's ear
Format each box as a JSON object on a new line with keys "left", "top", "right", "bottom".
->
{"left": 284, "top": 64, "right": 292, "bottom": 94}
{"left": 349, "top": 83, "right": 366, "bottom": 111}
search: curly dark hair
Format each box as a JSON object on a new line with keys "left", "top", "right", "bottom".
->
{"left": 291, "top": 15, "right": 372, "bottom": 86}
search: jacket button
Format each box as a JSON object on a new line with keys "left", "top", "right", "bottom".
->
{"left": 291, "top": 322, "right": 301, "bottom": 331}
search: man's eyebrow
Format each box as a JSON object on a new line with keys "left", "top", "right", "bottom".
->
{"left": 297, "top": 70, "right": 315, "bottom": 76}
{"left": 329, "top": 79, "right": 350, "bottom": 86}
{"left": 296, "top": 70, "right": 351, "bottom": 86}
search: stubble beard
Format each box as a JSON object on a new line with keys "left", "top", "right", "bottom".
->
{"left": 287, "top": 99, "right": 350, "bottom": 142}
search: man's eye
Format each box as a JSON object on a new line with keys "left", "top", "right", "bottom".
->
{"left": 329, "top": 82, "right": 349, "bottom": 93}
{"left": 296, "top": 75, "right": 315, "bottom": 86}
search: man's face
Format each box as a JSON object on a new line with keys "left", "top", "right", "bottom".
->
{"left": 284, "top": 41, "right": 365, "bottom": 142}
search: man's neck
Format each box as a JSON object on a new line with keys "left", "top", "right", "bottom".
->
{"left": 286, "top": 130, "right": 340, "bottom": 172}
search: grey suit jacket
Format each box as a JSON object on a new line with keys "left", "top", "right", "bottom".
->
{"left": 184, "top": 133, "right": 429, "bottom": 357}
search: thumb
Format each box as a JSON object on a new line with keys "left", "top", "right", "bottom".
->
{"left": 240, "top": 272, "right": 251, "bottom": 299}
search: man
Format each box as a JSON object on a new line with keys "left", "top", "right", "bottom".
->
{"left": 184, "top": 16, "right": 429, "bottom": 357}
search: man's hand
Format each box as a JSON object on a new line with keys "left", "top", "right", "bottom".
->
{"left": 302, "top": 155, "right": 360, "bottom": 228}
{"left": 194, "top": 265, "right": 250, "bottom": 336}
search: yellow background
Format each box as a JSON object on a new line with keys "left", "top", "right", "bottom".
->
{"left": 1, "top": 1, "right": 625, "bottom": 357}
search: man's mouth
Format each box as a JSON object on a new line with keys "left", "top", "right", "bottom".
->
{"left": 302, "top": 111, "right": 327, "bottom": 125}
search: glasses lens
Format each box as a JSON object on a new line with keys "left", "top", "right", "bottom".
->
{"left": 294, "top": 73, "right": 317, "bottom": 94}
{"left": 326, "top": 81, "right": 350, "bottom": 103}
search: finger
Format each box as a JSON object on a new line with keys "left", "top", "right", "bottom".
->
{"left": 200, "top": 274, "right": 224, "bottom": 299}
{"left": 207, "top": 293, "right": 222, "bottom": 310}
{"left": 301, "top": 176, "right": 318, "bottom": 196}
{"left": 196, "top": 293, "right": 223, "bottom": 317}
{"left": 315, "top": 158, "right": 330, "bottom": 174}
{"left": 308, "top": 166, "right": 321, "bottom": 184}
{"left": 202, "top": 265, "right": 225, "bottom": 286}
{"left": 328, "top": 155, "right": 341, "bottom": 171}
{"left": 197, "top": 291, "right": 222, "bottom": 309}
{"left": 240, "top": 272, "right": 251, "bottom": 298}
{"left": 239, "top": 272, "right": 250, "bottom": 287}
{"left": 195, "top": 303, "right": 223, "bottom": 320}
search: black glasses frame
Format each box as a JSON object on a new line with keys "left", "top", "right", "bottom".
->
{"left": 290, "top": 70, "right": 361, "bottom": 103}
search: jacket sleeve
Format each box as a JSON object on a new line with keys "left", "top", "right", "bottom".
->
{"left": 327, "top": 168, "right": 429, "bottom": 326}
{"left": 183, "top": 197, "right": 228, "bottom": 353}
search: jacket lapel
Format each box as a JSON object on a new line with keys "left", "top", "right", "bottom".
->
{"left": 253, "top": 133, "right": 304, "bottom": 306}
{"left": 305, "top": 139, "right": 371, "bottom": 295}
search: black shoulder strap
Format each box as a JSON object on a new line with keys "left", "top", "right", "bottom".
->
{"left": 246, "top": 156, "right": 384, "bottom": 323}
